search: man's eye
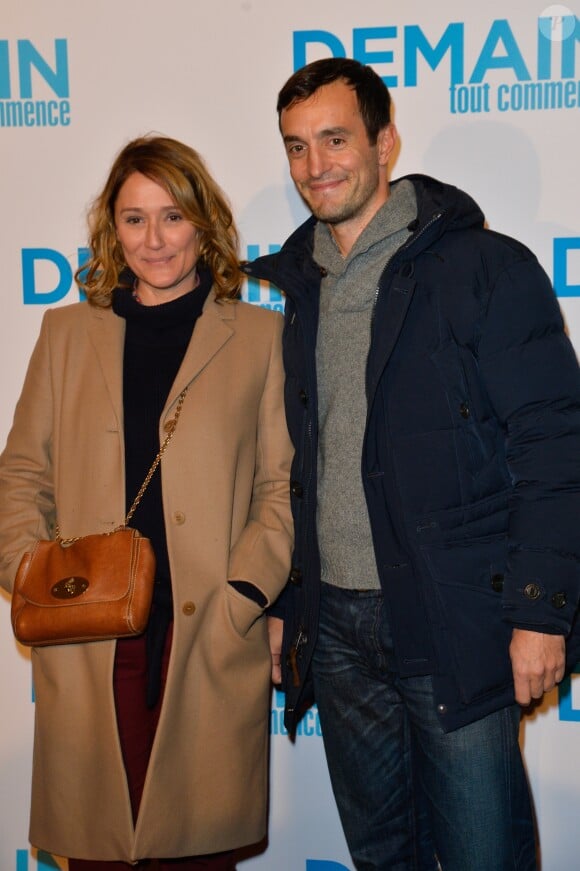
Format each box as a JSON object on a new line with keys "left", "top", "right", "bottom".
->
{"left": 330, "top": 138, "right": 344, "bottom": 146}
{"left": 288, "top": 144, "right": 304, "bottom": 155}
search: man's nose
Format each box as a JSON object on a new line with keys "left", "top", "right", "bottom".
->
{"left": 306, "top": 145, "right": 330, "bottom": 178}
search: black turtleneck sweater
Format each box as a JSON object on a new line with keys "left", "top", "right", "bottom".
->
{"left": 112, "top": 265, "right": 212, "bottom": 706}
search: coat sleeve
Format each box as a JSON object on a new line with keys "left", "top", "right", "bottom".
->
{"left": 227, "top": 313, "right": 294, "bottom": 607}
{"left": 476, "top": 254, "right": 580, "bottom": 635}
{"left": 0, "top": 311, "right": 56, "bottom": 593}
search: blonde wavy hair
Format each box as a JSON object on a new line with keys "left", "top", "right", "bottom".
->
{"left": 76, "top": 135, "right": 243, "bottom": 306}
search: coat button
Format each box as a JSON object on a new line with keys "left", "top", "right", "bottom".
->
{"left": 552, "top": 591, "right": 567, "bottom": 609}
{"left": 523, "top": 582, "right": 542, "bottom": 600}
{"left": 459, "top": 402, "right": 470, "bottom": 419}
{"left": 290, "top": 481, "right": 304, "bottom": 498}
{"left": 182, "top": 601, "right": 196, "bottom": 616}
{"left": 299, "top": 389, "right": 308, "bottom": 406}
{"left": 289, "top": 567, "right": 303, "bottom": 585}
{"left": 172, "top": 511, "right": 186, "bottom": 525}
{"left": 491, "top": 573, "right": 504, "bottom": 592}
{"left": 437, "top": 703, "right": 447, "bottom": 714}
{"left": 319, "top": 267, "right": 328, "bottom": 277}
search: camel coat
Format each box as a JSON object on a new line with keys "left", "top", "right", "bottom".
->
{"left": 0, "top": 291, "right": 293, "bottom": 862}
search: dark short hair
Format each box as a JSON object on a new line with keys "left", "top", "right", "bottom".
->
{"left": 277, "top": 58, "right": 391, "bottom": 144}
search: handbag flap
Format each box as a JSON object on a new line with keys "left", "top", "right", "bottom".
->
{"left": 14, "top": 528, "right": 149, "bottom": 606}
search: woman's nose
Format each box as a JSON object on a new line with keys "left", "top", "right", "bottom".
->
{"left": 144, "top": 220, "right": 163, "bottom": 247}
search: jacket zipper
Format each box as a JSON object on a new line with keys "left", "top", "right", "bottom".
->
{"left": 369, "top": 211, "right": 443, "bottom": 341}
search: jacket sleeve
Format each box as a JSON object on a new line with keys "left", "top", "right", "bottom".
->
{"left": 476, "top": 254, "right": 580, "bottom": 635}
{"left": 0, "top": 312, "right": 56, "bottom": 593}
{"left": 227, "top": 313, "right": 294, "bottom": 607}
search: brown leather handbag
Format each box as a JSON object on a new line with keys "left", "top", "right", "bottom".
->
{"left": 11, "top": 387, "right": 188, "bottom": 647}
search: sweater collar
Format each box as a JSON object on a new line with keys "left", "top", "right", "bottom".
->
{"left": 313, "top": 179, "right": 417, "bottom": 274}
{"left": 112, "top": 263, "right": 213, "bottom": 328}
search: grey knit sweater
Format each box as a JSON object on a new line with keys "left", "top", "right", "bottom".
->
{"left": 314, "top": 179, "right": 417, "bottom": 589}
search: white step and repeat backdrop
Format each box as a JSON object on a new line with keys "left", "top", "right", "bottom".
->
{"left": 1, "top": 2, "right": 579, "bottom": 869}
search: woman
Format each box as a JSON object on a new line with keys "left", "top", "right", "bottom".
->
{"left": 0, "top": 136, "right": 293, "bottom": 869}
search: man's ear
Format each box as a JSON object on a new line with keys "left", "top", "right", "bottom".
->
{"left": 377, "top": 123, "right": 398, "bottom": 166}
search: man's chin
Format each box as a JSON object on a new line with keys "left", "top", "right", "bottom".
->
{"left": 313, "top": 210, "right": 353, "bottom": 227}
{"left": 308, "top": 202, "right": 349, "bottom": 224}
{"left": 297, "top": 189, "right": 354, "bottom": 225}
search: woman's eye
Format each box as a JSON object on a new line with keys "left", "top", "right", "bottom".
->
{"left": 125, "top": 216, "right": 142, "bottom": 225}
{"left": 167, "top": 213, "right": 183, "bottom": 222}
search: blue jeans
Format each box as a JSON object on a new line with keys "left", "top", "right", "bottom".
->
{"left": 311, "top": 584, "right": 537, "bottom": 871}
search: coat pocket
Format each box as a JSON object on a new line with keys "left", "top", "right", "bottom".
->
{"left": 225, "top": 584, "right": 265, "bottom": 639}
{"left": 421, "top": 534, "right": 514, "bottom": 705}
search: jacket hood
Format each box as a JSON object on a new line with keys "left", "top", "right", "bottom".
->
{"left": 243, "top": 174, "right": 485, "bottom": 292}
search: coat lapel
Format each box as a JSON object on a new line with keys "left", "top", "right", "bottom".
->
{"left": 86, "top": 306, "right": 125, "bottom": 428}
{"left": 85, "top": 293, "right": 236, "bottom": 423}
{"left": 163, "top": 293, "right": 235, "bottom": 415}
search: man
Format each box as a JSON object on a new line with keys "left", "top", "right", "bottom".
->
{"left": 246, "top": 58, "right": 580, "bottom": 870}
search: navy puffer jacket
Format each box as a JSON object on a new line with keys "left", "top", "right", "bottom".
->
{"left": 245, "top": 175, "right": 580, "bottom": 733}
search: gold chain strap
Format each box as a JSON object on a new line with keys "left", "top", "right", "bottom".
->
{"left": 124, "top": 386, "right": 188, "bottom": 525}
{"left": 56, "top": 385, "right": 189, "bottom": 544}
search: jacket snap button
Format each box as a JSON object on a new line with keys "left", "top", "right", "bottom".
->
{"left": 173, "top": 511, "right": 186, "bottom": 525}
{"left": 523, "top": 582, "right": 542, "bottom": 601}
{"left": 491, "top": 573, "right": 504, "bottom": 592}
{"left": 437, "top": 703, "right": 447, "bottom": 714}
{"left": 182, "top": 601, "right": 196, "bottom": 616}
{"left": 291, "top": 481, "right": 304, "bottom": 498}
{"left": 289, "top": 567, "right": 303, "bottom": 585}
{"left": 551, "top": 591, "right": 567, "bottom": 609}
{"left": 299, "top": 389, "right": 308, "bottom": 406}
{"left": 459, "top": 402, "right": 470, "bottom": 419}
